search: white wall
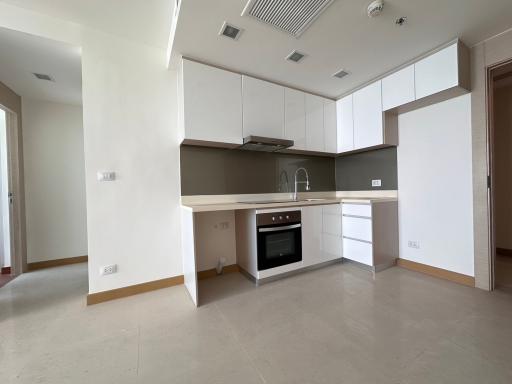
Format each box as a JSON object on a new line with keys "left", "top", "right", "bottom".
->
{"left": 81, "top": 30, "right": 182, "bottom": 294}
{"left": 0, "top": 4, "right": 183, "bottom": 294}
{"left": 0, "top": 108, "right": 5, "bottom": 268}
{"left": 22, "top": 98, "right": 87, "bottom": 263}
{"left": 397, "top": 94, "right": 474, "bottom": 276}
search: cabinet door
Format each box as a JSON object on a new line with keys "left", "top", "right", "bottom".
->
{"left": 182, "top": 59, "right": 243, "bottom": 144}
{"left": 336, "top": 95, "right": 354, "bottom": 153}
{"left": 284, "top": 88, "right": 306, "bottom": 150}
{"left": 305, "top": 94, "right": 325, "bottom": 152}
{"left": 415, "top": 43, "right": 458, "bottom": 100}
{"left": 353, "top": 81, "right": 383, "bottom": 150}
{"left": 301, "top": 206, "right": 323, "bottom": 267}
{"left": 323, "top": 99, "right": 337, "bottom": 153}
{"left": 382, "top": 65, "right": 415, "bottom": 110}
{"left": 242, "top": 76, "right": 284, "bottom": 139}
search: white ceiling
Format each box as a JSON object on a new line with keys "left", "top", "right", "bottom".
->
{"left": 0, "top": 27, "right": 82, "bottom": 105}
{"left": 0, "top": 0, "right": 173, "bottom": 49}
{"left": 171, "top": 0, "right": 512, "bottom": 98}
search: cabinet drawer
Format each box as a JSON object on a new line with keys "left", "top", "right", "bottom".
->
{"left": 323, "top": 213, "right": 342, "bottom": 236}
{"left": 342, "top": 203, "right": 372, "bottom": 218}
{"left": 322, "top": 233, "right": 342, "bottom": 259}
{"left": 343, "top": 238, "right": 373, "bottom": 266}
{"left": 342, "top": 216, "right": 372, "bottom": 242}
{"left": 323, "top": 204, "right": 342, "bottom": 215}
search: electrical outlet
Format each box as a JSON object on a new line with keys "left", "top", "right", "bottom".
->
{"left": 97, "top": 171, "right": 116, "bottom": 182}
{"left": 372, "top": 179, "right": 382, "bottom": 187}
{"left": 408, "top": 241, "right": 420, "bottom": 249}
{"left": 219, "top": 222, "right": 229, "bottom": 230}
{"left": 100, "top": 264, "right": 117, "bottom": 275}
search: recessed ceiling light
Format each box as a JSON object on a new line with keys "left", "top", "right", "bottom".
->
{"left": 219, "top": 21, "right": 243, "bottom": 40}
{"left": 33, "top": 73, "right": 54, "bottom": 81}
{"left": 333, "top": 69, "right": 349, "bottom": 79}
{"left": 286, "top": 50, "right": 306, "bottom": 63}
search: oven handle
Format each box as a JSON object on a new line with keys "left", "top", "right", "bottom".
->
{"left": 258, "top": 223, "right": 302, "bottom": 233}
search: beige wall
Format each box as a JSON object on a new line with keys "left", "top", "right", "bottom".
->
{"left": 493, "top": 84, "right": 512, "bottom": 250}
{"left": 0, "top": 80, "right": 26, "bottom": 274}
{"left": 471, "top": 28, "right": 512, "bottom": 290}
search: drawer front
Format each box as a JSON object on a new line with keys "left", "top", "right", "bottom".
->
{"left": 323, "top": 213, "right": 342, "bottom": 236}
{"left": 323, "top": 204, "right": 342, "bottom": 215}
{"left": 342, "top": 203, "right": 372, "bottom": 217}
{"left": 343, "top": 238, "right": 373, "bottom": 266}
{"left": 322, "top": 233, "right": 342, "bottom": 259}
{"left": 342, "top": 216, "right": 372, "bottom": 242}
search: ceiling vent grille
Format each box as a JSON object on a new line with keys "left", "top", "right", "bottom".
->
{"left": 33, "top": 73, "right": 54, "bottom": 81}
{"left": 242, "top": 0, "right": 335, "bottom": 38}
{"left": 333, "top": 69, "right": 349, "bottom": 79}
{"left": 286, "top": 50, "right": 306, "bottom": 63}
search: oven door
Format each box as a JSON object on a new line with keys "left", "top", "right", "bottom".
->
{"left": 257, "top": 223, "right": 302, "bottom": 271}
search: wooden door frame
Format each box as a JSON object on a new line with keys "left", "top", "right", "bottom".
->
{"left": 486, "top": 58, "right": 512, "bottom": 290}
{"left": 0, "top": 104, "right": 26, "bottom": 276}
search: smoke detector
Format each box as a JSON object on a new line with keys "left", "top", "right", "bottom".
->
{"left": 367, "top": 0, "right": 384, "bottom": 18}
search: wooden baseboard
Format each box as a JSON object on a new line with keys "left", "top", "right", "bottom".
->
{"left": 87, "top": 275, "right": 184, "bottom": 305}
{"left": 1, "top": 266, "right": 11, "bottom": 275}
{"left": 27, "top": 255, "right": 88, "bottom": 271}
{"left": 397, "top": 259, "right": 475, "bottom": 287}
{"left": 197, "top": 264, "right": 240, "bottom": 280}
{"left": 497, "top": 248, "right": 512, "bottom": 256}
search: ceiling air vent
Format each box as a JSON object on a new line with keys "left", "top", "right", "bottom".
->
{"left": 33, "top": 73, "right": 54, "bottom": 81}
{"left": 286, "top": 50, "right": 306, "bottom": 63}
{"left": 219, "top": 21, "right": 243, "bottom": 40}
{"left": 242, "top": 0, "right": 335, "bottom": 38}
{"left": 333, "top": 69, "right": 349, "bottom": 79}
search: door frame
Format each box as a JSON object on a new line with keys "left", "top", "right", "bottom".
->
{"left": 486, "top": 58, "right": 512, "bottom": 290}
{"left": 0, "top": 103, "right": 25, "bottom": 276}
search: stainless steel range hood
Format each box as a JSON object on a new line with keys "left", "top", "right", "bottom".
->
{"left": 238, "top": 136, "right": 294, "bottom": 152}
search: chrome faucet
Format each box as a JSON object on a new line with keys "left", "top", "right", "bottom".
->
{"left": 293, "top": 167, "right": 310, "bottom": 201}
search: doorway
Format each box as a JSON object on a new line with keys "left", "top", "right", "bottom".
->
{"left": 488, "top": 60, "right": 512, "bottom": 292}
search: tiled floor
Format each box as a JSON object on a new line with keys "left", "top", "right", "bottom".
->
{"left": 1, "top": 263, "right": 512, "bottom": 383}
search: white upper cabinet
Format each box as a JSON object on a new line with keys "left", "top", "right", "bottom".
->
{"left": 353, "top": 81, "right": 384, "bottom": 150}
{"left": 284, "top": 88, "right": 306, "bottom": 150}
{"left": 242, "top": 76, "right": 285, "bottom": 139}
{"left": 181, "top": 59, "right": 243, "bottom": 145}
{"left": 382, "top": 64, "right": 415, "bottom": 111}
{"left": 336, "top": 95, "right": 354, "bottom": 153}
{"left": 323, "top": 99, "right": 337, "bottom": 153}
{"left": 414, "top": 43, "right": 459, "bottom": 100}
{"left": 305, "top": 94, "right": 325, "bottom": 152}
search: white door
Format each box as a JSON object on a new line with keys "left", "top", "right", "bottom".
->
{"left": 336, "top": 95, "right": 354, "bottom": 153}
{"left": 242, "top": 76, "right": 285, "bottom": 139}
{"left": 301, "top": 205, "right": 323, "bottom": 267}
{"left": 382, "top": 64, "right": 415, "bottom": 110}
{"left": 323, "top": 99, "right": 337, "bottom": 153}
{"left": 284, "top": 88, "right": 306, "bottom": 149}
{"left": 415, "top": 43, "right": 459, "bottom": 100}
{"left": 305, "top": 94, "right": 324, "bottom": 152}
{"left": 353, "top": 81, "right": 383, "bottom": 150}
{"left": 182, "top": 59, "right": 243, "bottom": 144}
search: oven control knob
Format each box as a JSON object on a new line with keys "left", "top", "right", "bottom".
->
{"left": 279, "top": 216, "right": 283, "bottom": 220}
{"left": 272, "top": 216, "right": 275, "bottom": 221}
{"left": 286, "top": 215, "right": 290, "bottom": 219}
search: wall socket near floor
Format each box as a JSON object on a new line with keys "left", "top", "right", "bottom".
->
{"left": 408, "top": 240, "right": 420, "bottom": 249}
{"left": 100, "top": 264, "right": 117, "bottom": 275}
{"left": 371, "top": 179, "right": 382, "bottom": 187}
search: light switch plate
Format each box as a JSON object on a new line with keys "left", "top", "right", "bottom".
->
{"left": 372, "top": 179, "right": 382, "bottom": 187}
{"left": 97, "top": 171, "right": 116, "bottom": 182}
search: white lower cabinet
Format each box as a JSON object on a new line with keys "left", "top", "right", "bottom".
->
{"left": 342, "top": 200, "right": 398, "bottom": 271}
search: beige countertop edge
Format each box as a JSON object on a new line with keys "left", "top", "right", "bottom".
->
{"left": 181, "top": 197, "right": 397, "bottom": 213}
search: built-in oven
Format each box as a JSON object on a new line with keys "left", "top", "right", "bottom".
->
{"left": 256, "top": 210, "right": 302, "bottom": 271}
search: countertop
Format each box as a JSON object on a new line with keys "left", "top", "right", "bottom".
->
{"left": 181, "top": 197, "right": 397, "bottom": 213}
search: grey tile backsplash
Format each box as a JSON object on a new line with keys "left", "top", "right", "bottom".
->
{"left": 180, "top": 145, "right": 397, "bottom": 195}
